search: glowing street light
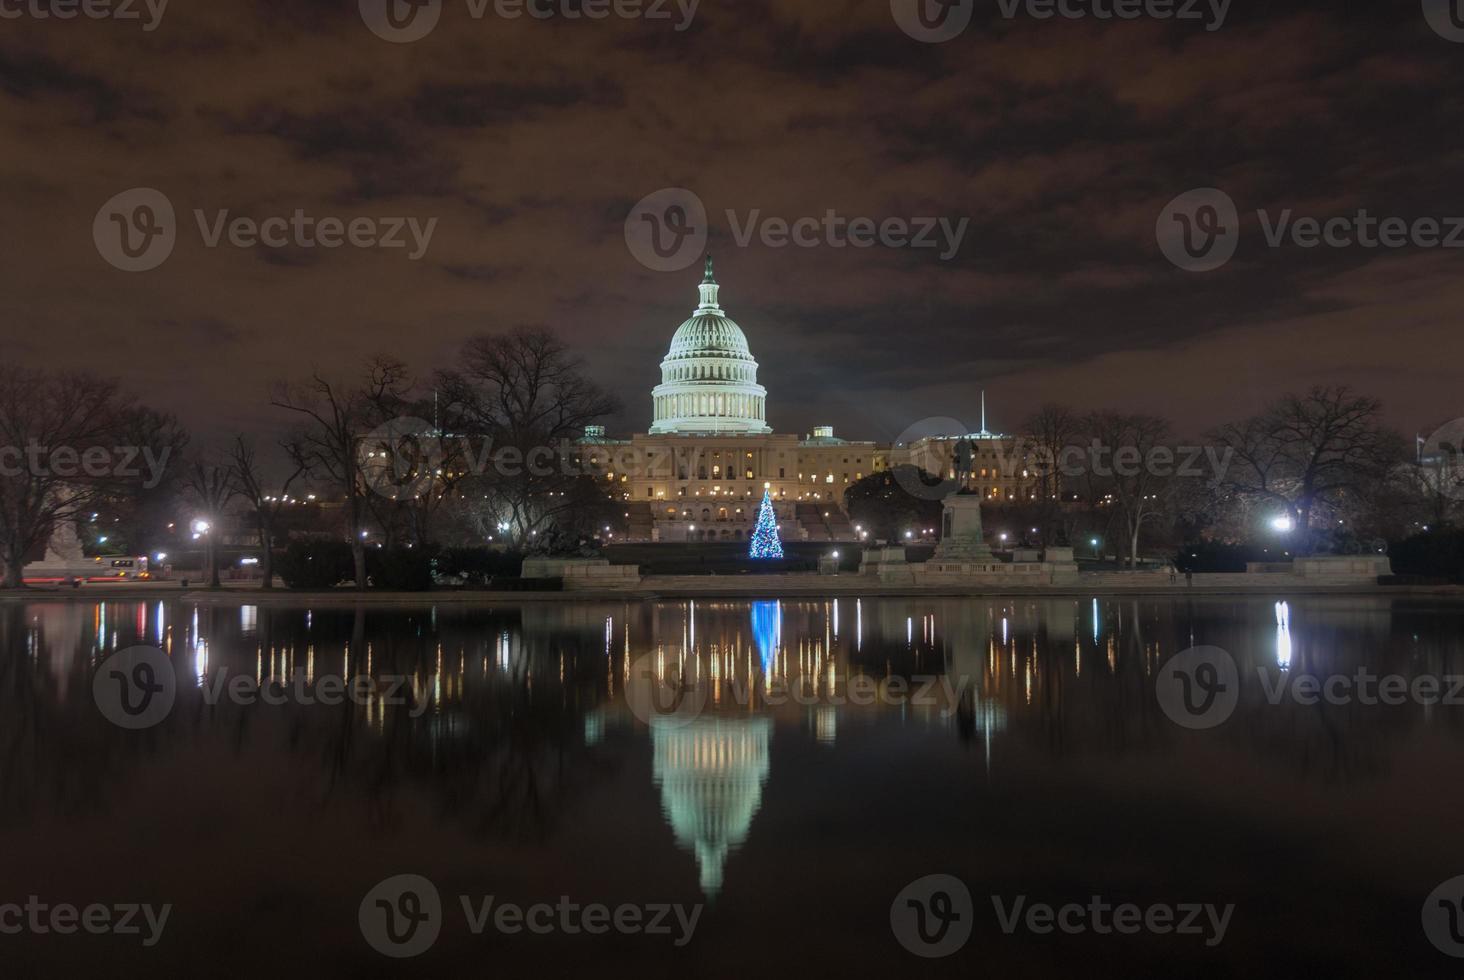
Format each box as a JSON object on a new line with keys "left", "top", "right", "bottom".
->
{"left": 1271, "top": 514, "right": 1296, "bottom": 533}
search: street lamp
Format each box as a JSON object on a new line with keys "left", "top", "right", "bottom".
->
{"left": 1271, "top": 514, "right": 1295, "bottom": 533}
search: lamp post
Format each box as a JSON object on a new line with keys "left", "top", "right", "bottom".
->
{"left": 193, "top": 519, "right": 217, "bottom": 588}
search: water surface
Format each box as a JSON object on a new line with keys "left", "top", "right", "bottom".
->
{"left": 2, "top": 595, "right": 1462, "bottom": 977}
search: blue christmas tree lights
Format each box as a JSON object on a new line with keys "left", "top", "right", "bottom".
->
{"left": 748, "top": 489, "right": 784, "bottom": 559}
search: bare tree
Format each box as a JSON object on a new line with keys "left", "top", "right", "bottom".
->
{"left": 1209, "top": 386, "right": 1404, "bottom": 555}
{"left": 227, "top": 435, "right": 308, "bottom": 590}
{"left": 1019, "top": 402, "right": 1082, "bottom": 548}
{"left": 102, "top": 405, "right": 190, "bottom": 559}
{"left": 0, "top": 369, "right": 131, "bottom": 589}
{"left": 1082, "top": 411, "right": 1175, "bottom": 568}
{"left": 272, "top": 357, "right": 412, "bottom": 589}
{"left": 437, "top": 328, "right": 617, "bottom": 549}
{"left": 183, "top": 456, "right": 237, "bottom": 588}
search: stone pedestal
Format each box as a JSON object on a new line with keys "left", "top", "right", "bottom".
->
{"left": 520, "top": 558, "right": 642, "bottom": 590}
{"left": 933, "top": 493, "right": 993, "bottom": 561}
{"left": 860, "top": 545, "right": 914, "bottom": 584}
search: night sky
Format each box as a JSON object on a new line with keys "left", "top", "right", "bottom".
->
{"left": 4, "top": 0, "right": 1462, "bottom": 445}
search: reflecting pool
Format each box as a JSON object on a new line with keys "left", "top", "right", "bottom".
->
{"left": 2, "top": 595, "right": 1463, "bottom": 976}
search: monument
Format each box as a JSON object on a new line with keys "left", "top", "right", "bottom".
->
{"left": 921, "top": 490, "right": 1004, "bottom": 578}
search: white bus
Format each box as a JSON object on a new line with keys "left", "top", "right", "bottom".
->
{"left": 24, "top": 555, "right": 151, "bottom": 585}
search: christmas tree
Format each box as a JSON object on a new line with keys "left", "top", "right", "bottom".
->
{"left": 749, "top": 489, "right": 784, "bottom": 559}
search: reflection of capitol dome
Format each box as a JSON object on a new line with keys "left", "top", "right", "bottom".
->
{"left": 651, "top": 715, "right": 772, "bottom": 897}
{"left": 649, "top": 256, "right": 772, "bottom": 435}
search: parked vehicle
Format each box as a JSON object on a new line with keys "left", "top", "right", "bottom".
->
{"left": 24, "top": 555, "right": 151, "bottom": 585}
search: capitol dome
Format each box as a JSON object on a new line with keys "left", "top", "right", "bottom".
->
{"left": 650, "top": 256, "right": 771, "bottom": 435}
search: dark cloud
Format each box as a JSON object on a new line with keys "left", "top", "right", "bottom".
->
{"left": 0, "top": 0, "right": 1460, "bottom": 443}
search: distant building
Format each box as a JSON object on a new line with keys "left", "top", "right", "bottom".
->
{"left": 579, "top": 259, "right": 1036, "bottom": 542}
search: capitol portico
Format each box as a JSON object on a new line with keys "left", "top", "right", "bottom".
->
{"left": 579, "top": 258, "right": 1040, "bottom": 543}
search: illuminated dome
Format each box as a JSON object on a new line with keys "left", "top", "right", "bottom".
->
{"left": 650, "top": 256, "right": 771, "bottom": 435}
{"left": 651, "top": 715, "right": 772, "bottom": 897}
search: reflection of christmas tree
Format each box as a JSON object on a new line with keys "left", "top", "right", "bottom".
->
{"left": 748, "top": 490, "right": 784, "bottom": 559}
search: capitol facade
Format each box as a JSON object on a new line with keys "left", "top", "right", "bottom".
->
{"left": 579, "top": 259, "right": 1038, "bottom": 543}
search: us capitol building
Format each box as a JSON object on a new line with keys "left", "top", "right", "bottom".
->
{"left": 579, "top": 258, "right": 1038, "bottom": 543}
